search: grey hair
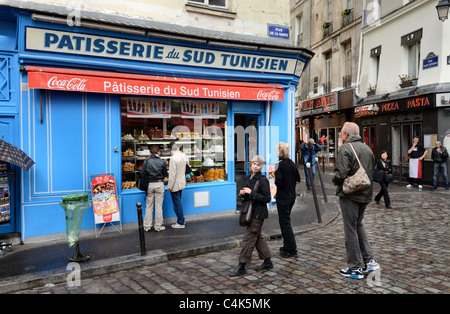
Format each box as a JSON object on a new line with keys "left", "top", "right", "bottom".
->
{"left": 341, "top": 122, "right": 360, "bottom": 138}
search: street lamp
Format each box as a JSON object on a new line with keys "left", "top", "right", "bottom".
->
{"left": 436, "top": 0, "right": 450, "bottom": 21}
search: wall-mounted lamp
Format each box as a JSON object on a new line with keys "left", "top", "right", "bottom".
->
{"left": 409, "top": 87, "right": 420, "bottom": 96}
{"left": 436, "top": 0, "right": 450, "bottom": 21}
{"left": 381, "top": 93, "right": 390, "bottom": 100}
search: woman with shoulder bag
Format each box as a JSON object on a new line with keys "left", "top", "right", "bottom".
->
{"left": 374, "top": 150, "right": 393, "bottom": 209}
{"left": 229, "top": 155, "right": 272, "bottom": 278}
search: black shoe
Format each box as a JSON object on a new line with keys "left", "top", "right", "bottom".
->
{"left": 432, "top": 186, "right": 437, "bottom": 189}
{"left": 386, "top": 205, "right": 392, "bottom": 209}
{"left": 255, "top": 258, "right": 273, "bottom": 271}
{"left": 229, "top": 263, "right": 246, "bottom": 278}
{"left": 280, "top": 249, "right": 298, "bottom": 258}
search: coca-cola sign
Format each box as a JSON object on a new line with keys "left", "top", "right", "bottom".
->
{"left": 27, "top": 66, "right": 284, "bottom": 101}
{"left": 47, "top": 76, "right": 88, "bottom": 91}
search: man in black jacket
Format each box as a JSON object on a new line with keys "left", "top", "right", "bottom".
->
{"left": 275, "top": 142, "right": 301, "bottom": 258}
{"left": 431, "top": 141, "right": 449, "bottom": 190}
{"left": 143, "top": 145, "right": 168, "bottom": 232}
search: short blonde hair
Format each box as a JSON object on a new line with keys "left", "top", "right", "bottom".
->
{"left": 276, "top": 142, "right": 290, "bottom": 159}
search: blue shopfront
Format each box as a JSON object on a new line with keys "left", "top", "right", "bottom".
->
{"left": 0, "top": 8, "right": 313, "bottom": 242}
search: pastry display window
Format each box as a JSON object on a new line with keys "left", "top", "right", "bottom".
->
{"left": 121, "top": 97, "right": 228, "bottom": 189}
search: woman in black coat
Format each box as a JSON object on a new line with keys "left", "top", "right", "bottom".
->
{"left": 229, "top": 155, "right": 272, "bottom": 277}
{"left": 374, "top": 150, "right": 392, "bottom": 209}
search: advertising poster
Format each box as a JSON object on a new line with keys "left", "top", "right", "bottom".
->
{"left": 126, "top": 98, "right": 172, "bottom": 118}
{"left": 91, "top": 175, "right": 120, "bottom": 224}
{"left": 268, "top": 163, "right": 277, "bottom": 203}
{"left": 181, "top": 100, "right": 220, "bottom": 119}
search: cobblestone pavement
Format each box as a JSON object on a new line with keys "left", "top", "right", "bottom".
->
{"left": 14, "top": 190, "right": 449, "bottom": 295}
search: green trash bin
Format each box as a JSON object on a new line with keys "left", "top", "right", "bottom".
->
{"left": 59, "top": 193, "right": 92, "bottom": 262}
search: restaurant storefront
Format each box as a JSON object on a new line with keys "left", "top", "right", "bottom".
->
{"left": 355, "top": 93, "right": 450, "bottom": 185}
{"left": 0, "top": 8, "right": 313, "bottom": 242}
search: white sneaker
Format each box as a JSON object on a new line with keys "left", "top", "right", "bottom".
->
{"left": 406, "top": 184, "right": 412, "bottom": 188}
{"left": 418, "top": 185, "right": 423, "bottom": 189}
{"left": 171, "top": 223, "right": 185, "bottom": 229}
{"left": 363, "top": 259, "right": 380, "bottom": 273}
{"left": 155, "top": 226, "right": 166, "bottom": 232}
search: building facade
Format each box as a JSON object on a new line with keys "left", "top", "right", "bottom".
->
{"left": 0, "top": 0, "right": 313, "bottom": 242}
{"left": 356, "top": 0, "right": 450, "bottom": 186}
{"left": 291, "top": 0, "right": 363, "bottom": 165}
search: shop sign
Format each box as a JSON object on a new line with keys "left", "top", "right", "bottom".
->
{"left": 368, "top": 95, "right": 434, "bottom": 115}
{"left": 25, "top": 27, "right": 299, "bottom": 76}
{"left": 27, "top": 66, "right": 284, "bottom": 101}
{"left": 296, "top": 93, "right": 338, "bottom": 117}
{"left": 354, "top": 104, "right": 379, "bottom": 118}
{"left": 436, "top": 93, "right": 450, "bottom": 107}
{"left": 125, "top": 98, "right": 172, "bottom": 118}
{"left": 90, "top": 175, "right": 120, "bottom": 224}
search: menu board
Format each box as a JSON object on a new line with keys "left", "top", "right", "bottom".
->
{"left": 91, "top": 174, "right": 120, "bottom": 224}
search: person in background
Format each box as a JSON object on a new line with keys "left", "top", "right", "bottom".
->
{"left": 229, "top": 155, "right": 272, "bottom": 277}
{"left": 431, "top": 141, "right": 449, "bottom": 190}
{"left": 374, "top": 150, "right": 392, "bottom": 209}
{"left": 143, "top": 145, "right": 168, "bottom": 232}
{"left": 275, "top": 142, "right": 301, "bottom": 258}
{"left": 406, "top": 137, "right": 427, "bottom": 189}
{"left": 168, "top": 142, "right": 189, "bottom": 229}
{"left": 332, "top": 122, "right": 379, "bottom": 280}
{"left": 299, "top": 138, "right": 322, "bottom": 189}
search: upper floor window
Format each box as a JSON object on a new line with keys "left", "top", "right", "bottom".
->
{"left": 188, "top": 0, "right": 227, "bottom": 9}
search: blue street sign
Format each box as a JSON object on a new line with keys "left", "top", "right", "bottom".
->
{"left": 268, "top": 25, "right": 290, "bottom": 39}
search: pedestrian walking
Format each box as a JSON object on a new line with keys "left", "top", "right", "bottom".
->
{"left": 299, "top": 138, "right": 322, "bottom": 189}
{"left": 431, "top": 141, "right": 449, "bottom": 190}
{"left": 274, "top": 142, "right": 301, "bottom": 258}
{"left": 332, "top": 122, "right": 380, "bottom": 279}
{"left": 406, "top": 137, "right": 427, "bottom": 189}
{"left": 229, "top": 155, "right": 272, "bottom": 277}
{"left": 374, "top": 150, "right": 393, "bottom": 209}
{"left": 143, "top": 146, "right": 168, "bottom": 232}
{"left": 168, "top": 142, "right": 189, "bottom": 229}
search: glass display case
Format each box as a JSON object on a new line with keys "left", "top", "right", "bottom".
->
{"left": 121, "top": 97, "right": 228, "bottom": 190}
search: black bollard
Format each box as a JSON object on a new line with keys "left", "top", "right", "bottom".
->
{"left": 136, "top": 202, "right": 146, "bottom": 256}
{"left": 307, "top": 163, "right": 322, "bottom": 223}
{"left": 315, "top": 158, "right": 328, "bottom": 203}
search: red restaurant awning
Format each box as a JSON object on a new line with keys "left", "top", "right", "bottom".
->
{"left": 26, "top": 66, "right": 284, "bottom": 101}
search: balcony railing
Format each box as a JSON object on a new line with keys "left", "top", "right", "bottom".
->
{"left": 342, "top": 9, "right": 354, "bottom": 27}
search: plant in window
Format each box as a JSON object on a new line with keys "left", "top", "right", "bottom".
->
{"left": 367, "top": 83, "right": 377, "bottom": 96}
{"left": 341, "top": 8, "right": 352, "bottom": 18}
{"left": 322, "top": 21, "right": 332, "bottom": 30}
{"left": 398, "top": 74, "right": 410, "bottom": 83}
{"left": 398, "top": 74, "right": 418, "bottom": 88}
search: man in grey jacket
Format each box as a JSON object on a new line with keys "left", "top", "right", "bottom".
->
{"left": 332, "top": 122, "right": 379, "bottom": 279}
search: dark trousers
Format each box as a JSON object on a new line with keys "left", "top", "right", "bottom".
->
{"left": 276, "top": 198, "right": 297, "bottom": 253}
{"left": 374, "top": 181, "right": 390, "bottom": 207}
{"left": 170, "top": 190, "right": 184, "bottom": 225}
{"left": 239, "top": 219, "right": 271, "bottom": 264}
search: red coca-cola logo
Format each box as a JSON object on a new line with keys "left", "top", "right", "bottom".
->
{"left": 47, "top": 76, "right": 88, "bottom": 91}
{"left": 257, "top": 89, "right": 281, "bottom": 101}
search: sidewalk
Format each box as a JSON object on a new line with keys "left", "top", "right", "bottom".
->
{"left": 0, "top": 182, "right": 338, "bottom": 294}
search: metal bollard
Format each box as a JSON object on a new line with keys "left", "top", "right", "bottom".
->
{"left": 315, "top": 157, "right": 328, "bottom": 203}
{"left": 136, "top": 202, "right": 147, "bottom": 256}
{"left": 306, "top": 163, "right": 322, "bottom": 223}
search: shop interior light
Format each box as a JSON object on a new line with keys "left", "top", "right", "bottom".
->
{"left": 147, "top": 31, "right": 207, "bottom": 44}
{"left": 436, "top": 0, "right": 450, "bottom": 21}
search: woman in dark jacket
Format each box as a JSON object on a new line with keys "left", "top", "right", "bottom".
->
{"left": 374, "top": 150, "right": 392, "bottom": 209}
{"left": 229, "top": 155, "right": 272, "bottom": 277}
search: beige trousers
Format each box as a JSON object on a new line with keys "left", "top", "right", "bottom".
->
{"left": 144, "top": 182, "right": 165, "bottom": 231}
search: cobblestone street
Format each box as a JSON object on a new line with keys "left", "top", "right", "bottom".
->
{"left": 14, "top": 189, "right": 449, "bottom": 295}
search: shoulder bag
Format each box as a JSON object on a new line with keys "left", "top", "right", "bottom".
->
{"left": 239, "top": 179, "right": 260, "bottom": 227}
{"left": 137, "top": 159, "right": 150, "bottom": 192}
{"left": 342, "top": 143, "right": 371, "bottom": 194}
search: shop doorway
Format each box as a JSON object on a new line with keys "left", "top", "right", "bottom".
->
{"left": 234, "top": 114, "right": 260, "bottom": 195}
{"left": 363, "top": 125, "right": 376, "bottom": 154}
{"left": 391, "top": 122, "right": 422, "bottom": 179}
{"left": 0, "top": 117, "right": 17, "bottom": 234}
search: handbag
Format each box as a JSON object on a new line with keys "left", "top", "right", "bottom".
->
{"left": 185, "top": 164, "right": 194, "bottom": 182}
{"left": 384, "top": 173, "right": 394, "bottom": 183}
{"left": 239, "top": 179, "right": 260, "bottom": 227}
{"left": 342, "top": 143, "right": 371, "bottom": 194}
{"left": 137, "top": 159, "right": 150, "bottom": 192}
{"left": 373, "top": 169, "right": 385, "bottom": 183}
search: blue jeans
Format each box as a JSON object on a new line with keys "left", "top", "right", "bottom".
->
{"left": 433, "top": 161, "right": 449, "bottom": 187}
{"left": 170, "top": 190, "right": 185, "bottom": 225}
{"left": 303, "top": 163, "right": 316, "bottom": 187}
